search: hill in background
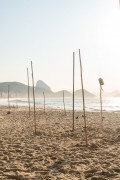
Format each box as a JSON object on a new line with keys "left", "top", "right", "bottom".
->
{"left": 94, "top": 90, "right": 120, "bottom": 97}
{"left": 35, "top": 80, "right": 53, "bottom": 97}
{"left": 75, "top": 89, "right": 96, "bottom": 98}
{"left": 0, "top": 80, "right": 95, "bottom": 98}
{"left": 0, "top": 82, "right": 29, "bottom": 97}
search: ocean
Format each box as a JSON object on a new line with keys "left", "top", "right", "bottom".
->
{"left": 0, "top": 97, "right": 120, "bottom": 112}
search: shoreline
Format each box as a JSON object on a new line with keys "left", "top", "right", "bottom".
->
{"left": 2, "top": 103, "right": 120, "bottom": 113}
{"left": 1, "top": 96, "right": 120, "bottom": 112}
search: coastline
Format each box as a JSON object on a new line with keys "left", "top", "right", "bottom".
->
{"left": 0, "top": 106, "right": 120, "bottom": 179}
{"left": 1, "top": 96, "right": 120, "bottom": 112}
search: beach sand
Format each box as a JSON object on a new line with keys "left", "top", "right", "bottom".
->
{"left": 0, "top": 106, "right": 120, "bottom": 179}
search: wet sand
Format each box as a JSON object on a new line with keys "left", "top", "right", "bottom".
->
{"left": 0, "top": 106, "right": 120, "bottom": 179}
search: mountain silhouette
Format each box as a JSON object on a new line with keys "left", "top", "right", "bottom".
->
{"left": 0, "top": 81, "right": 95, "bottom": 98}
{"left": 75, "top": 89, "right": 95, "bottom": 97}
{"left": 36, "top": 80, "right": 52, "bottom": 92}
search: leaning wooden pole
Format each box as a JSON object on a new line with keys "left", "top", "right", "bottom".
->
{"left": 72, "top": 52, "right": 75, "bottom": 131}
{"left": 27, "top": 68, "right": 30, "bottom": 117}
{"left": 8, "top": 85, "right": 10, "bottom": 113}
{"left": 63, "top": 90, "right": 66, "bottom": 115}
{"left": 79, "top": 49, "right": 88, "bottom": 146}
{"left": 31, "top": 61, "right": 36, "bottom": 134}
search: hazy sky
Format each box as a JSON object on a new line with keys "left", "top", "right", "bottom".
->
{"left": 0, "top": 0, "right": 120, "bottom": 92}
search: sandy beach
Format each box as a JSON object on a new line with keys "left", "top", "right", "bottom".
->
{"left": 0, "top": 106, "right": 120, "bottom": 180}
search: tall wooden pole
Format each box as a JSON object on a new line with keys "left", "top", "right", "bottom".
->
{"left": 8, "top": 85, "right": 10, "bottom": 113}
{"left": 98, "top": 78, "right": 104, "bottom": 124}
{"left": 73, "top": 52, "right": 75, "bottom": 131}
{"left": 100, "top": 85, "right": 102, "bottom": 122}
{"left": 27, "top": 68, "right": 30, "bottom": 117}
{"left": 16, "top": 93, "right": 18, "bottom": 108}
{"left": 43, "top": 92, "right": 45, "bottom": 113}
{"left": 79, "top": 49, "right": 88, "bottom": 146}
{"left": 63, "top": 90, "right": 66, "bottom": 115}
{"left": 31, "top": 61, "right": 36, "bottom": 134}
